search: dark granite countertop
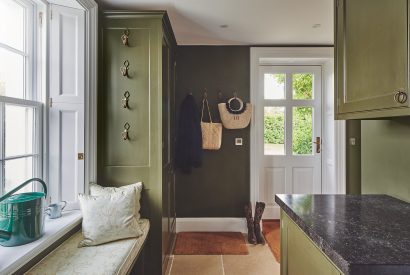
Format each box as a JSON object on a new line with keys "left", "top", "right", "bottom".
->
{"left": 275, "top": 194, "right": 410, "bottom": 275}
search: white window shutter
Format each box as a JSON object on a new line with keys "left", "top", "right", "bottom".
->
{"left": 49, "top": 4, "right": 85, "bottom": 104}
{"left": 48, "top": 4, "right": 85, "bottom": 209}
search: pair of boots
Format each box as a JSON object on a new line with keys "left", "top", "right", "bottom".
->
{"left": 244, "top": 202, "right": 265, "bottom": 245}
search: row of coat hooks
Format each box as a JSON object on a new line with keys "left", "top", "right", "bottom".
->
{"left": 188, "top": 89, "right": 239, "bottom": 101}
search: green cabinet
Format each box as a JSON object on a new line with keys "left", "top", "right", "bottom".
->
{"left": 335, "top": 0, "right": 410, "bottom": 119}
{"left": 98, "top": 11, "right": 176, "bottom": 275}
{"left": 280, "top": 210, "right": 343, "bottom": 275}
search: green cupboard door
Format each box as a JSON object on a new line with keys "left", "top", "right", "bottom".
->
{"left": 336, "top": 0, "right": 409, "bottom": 115}
{"left": 281, "top": 211, "right": 342, "bottom": 275}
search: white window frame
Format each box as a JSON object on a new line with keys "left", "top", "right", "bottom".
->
{"left": 0, "top": 0, "right": 43, "bottom": 196}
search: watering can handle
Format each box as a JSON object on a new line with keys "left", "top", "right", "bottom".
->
{"left": 0, "top": 178, "right": 47, "bottom": 203}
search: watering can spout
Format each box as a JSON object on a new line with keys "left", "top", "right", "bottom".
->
{"left": 0, "top": 230, "right": 11, "bottom": 241}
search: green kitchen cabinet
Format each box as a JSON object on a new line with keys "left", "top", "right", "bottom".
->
{"left": 98, "top": 11, "right": 177, "bottom": 275}
{"left": 335, "top": 0, "right": 410, "bottom": 119}
{"left": 280, "top": 210, "right": 343, "bottom": 275}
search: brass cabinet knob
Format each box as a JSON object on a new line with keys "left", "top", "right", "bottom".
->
{"left": 394, "top": 91, "right": 408, "bottom": 104}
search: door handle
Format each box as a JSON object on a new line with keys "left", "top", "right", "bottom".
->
{"left": 313, "top": 137, "right": 321, "bottom": 153}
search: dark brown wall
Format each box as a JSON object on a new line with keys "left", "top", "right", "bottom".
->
{"left": 175, "top": 46, "right": 250, "bottom": 217}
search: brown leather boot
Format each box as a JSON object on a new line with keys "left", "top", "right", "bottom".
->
{"left": 254, "top": 202, "right": 266, "bottom": 245}
{"left": 244, "top": 202, "right": 257, "bottom": 244}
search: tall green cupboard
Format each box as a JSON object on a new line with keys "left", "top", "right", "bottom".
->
{"left": 98, "top": 11, "right": 177, "bottom": 275}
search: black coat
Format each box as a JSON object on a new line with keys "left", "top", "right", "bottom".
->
{"left": 176, "top": 94, "right": 203, "bottom": 174}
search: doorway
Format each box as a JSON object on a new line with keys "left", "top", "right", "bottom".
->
{"left": 250, "top": 47, "right": 345, "bottom": 219}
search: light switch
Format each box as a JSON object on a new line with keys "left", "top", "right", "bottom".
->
{"left": 235, "top": 138, "right": 243, "bottom": 146}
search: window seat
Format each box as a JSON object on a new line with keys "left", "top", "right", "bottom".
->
{"left": 26, "top": 219, "right": 150, "bottom": 275}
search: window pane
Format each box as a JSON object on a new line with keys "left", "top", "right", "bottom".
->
{"left": 264, "top": 107, "right": 285, "bottom": 155}
{"left": 292, "top": 107, "right": 313, "bottom": 155}
{"left": 5, "top": 157, "right": 34, "bottom": 193}
{"left": 292, "top": 73, "right": 313, "bottom": 100}
{"left": 0, "top": 47, "right": 24, "bottom": 99}
{"left": 0, "top": 0, "right": 25, "bottom": 51}
{"left": 264, "top": 74, "right": 285, "bottom": 99}
{"left": 5, "top": 104, "right": 34, "bottom": 157}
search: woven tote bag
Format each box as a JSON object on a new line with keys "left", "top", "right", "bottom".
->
{"left": 201, "top": 99, "right": 222, "bottom": 150}
{"left": 218, "top": 96, "right": 252, "bottom": 129}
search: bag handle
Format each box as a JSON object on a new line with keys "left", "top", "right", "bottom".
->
{"left": 201, "top": 98, "right": 213, "bottom": 123}
{"left": 0, "top": 178, "right": 47, "bottom": 203}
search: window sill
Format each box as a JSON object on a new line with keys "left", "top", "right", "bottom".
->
{"left": 0, "top": 210, "right": 82, "bottom": 275}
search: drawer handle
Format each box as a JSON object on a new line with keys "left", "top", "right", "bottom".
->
{"left": 394, "top": 91, "right": 408, "bottom": 104}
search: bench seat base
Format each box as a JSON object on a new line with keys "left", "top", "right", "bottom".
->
{"left": 27, "top": 219, "right": 150, "bottom": 275}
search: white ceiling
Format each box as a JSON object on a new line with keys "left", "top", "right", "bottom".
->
{"left": 97, "top": 0, "right": 334, "bottom": 45}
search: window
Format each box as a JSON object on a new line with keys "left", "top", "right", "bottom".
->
{"left": 0, "top": 0, "right": 41, "bottom": 195}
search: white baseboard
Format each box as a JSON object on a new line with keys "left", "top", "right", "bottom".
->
{"left": 263, "top": 205, "right": 281, "bottom": 219}
{"left": 176, "top": 218, "right": 247, "bottom": 233}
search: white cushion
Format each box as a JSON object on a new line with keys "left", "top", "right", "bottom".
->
{"left": 89, "top": 182, "right": 143, "bottom": 220}
{"left": 78, "top": 189, "right": 143, "bottom": 247}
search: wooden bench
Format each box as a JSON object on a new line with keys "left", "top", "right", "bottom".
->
{"left": 26, "top": 219, "right": 149, "bottom": 275}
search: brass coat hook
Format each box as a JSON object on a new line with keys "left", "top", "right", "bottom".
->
{"left": 217, "top": 89, "right": 224, "bottom": 101}
{"left": 121, "top": 29, "right": 130, "bottom": 46}
{"left": 203, "top": 88, "right": 208, "bottom": 99}
{"left": 122, "top": 91, "right": 130, "bottom": 108}
{"left": 233, "top": 90, "right": 238, "bottom": 98}
{"left": 120, "top": 60, "right": 130, "bottom": 77}
{"left": 122, "top": 122, "right": 130, "bottom": 140}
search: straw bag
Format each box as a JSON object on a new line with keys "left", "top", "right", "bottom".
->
{"left": 218, "top": 96, "right": 252, "bottom": 129}
{"left": 201, "top": 98, "right": 222, "bottom": 150}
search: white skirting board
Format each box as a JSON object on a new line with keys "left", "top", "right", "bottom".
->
{"left": 176, "top": 218, "right": 248, "bottom": 233}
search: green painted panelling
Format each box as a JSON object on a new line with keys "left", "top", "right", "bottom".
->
{"left": 346, "top": 120, "right": 361, "bottom": 195}
{"left": 103, "top": 28, "right": 150, "bottom": 167}
{"left": 175, "top": 46, "right": 250, "bottom": 217}
{"left": 361, "top": 119, "right": 410, "bottom": 202}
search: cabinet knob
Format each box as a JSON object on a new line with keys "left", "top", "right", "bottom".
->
{"left": 394, "top": 91, "right": 408, "bottom": 104}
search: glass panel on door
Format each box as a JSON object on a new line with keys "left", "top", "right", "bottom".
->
{"left": 264, "top": 106, "right": 285, "bottom": 155}
{"left": 292, "top": 107, "right": 313, "bottom": 155}
{"left": 264, "top": 73, "right": 285, "bottom": 99}
{"left": 292, "top": 73, "right": 313, "bottom": 100}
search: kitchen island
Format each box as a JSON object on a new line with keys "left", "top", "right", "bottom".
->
{"left": 275, "top": 194, "right": 410, "bottom": 275}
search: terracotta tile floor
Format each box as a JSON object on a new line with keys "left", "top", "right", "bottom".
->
{"left": 168, "top": 235, "right": 280, "bottom": 275}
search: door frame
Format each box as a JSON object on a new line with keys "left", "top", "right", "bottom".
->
{"left": 250, "top": 47, "right": 346, "bottom": 210}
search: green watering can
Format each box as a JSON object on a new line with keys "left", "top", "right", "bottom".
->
{"left": 0, "top": 178, "right": 47, "bottom": 247}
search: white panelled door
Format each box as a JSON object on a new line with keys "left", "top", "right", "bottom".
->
{"left": 257, "top": 66, "right": 322, "bottom": 218}
{"left": 49, "top": 4, "right": 85, "bottom": 209}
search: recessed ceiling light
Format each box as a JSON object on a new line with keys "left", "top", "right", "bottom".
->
{"left": 312, "top": 24, "right": 321, "bottom": 29}
{"left": 220, "top": 24, "right": 228, "bottom": 28}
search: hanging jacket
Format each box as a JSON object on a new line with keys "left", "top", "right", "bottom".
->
{"left": 176, "top": 94, "right": 203, "bottom": 174}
